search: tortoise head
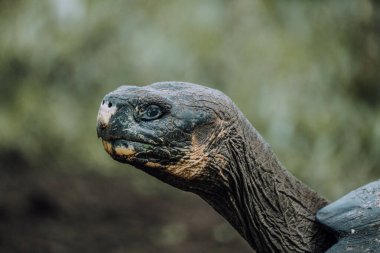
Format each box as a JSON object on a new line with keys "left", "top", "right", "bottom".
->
{"left": 96, "top": 82, "right": 235, "bottom": 190}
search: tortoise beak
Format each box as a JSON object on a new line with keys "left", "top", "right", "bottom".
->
{"left": 96, "top": 97, "right": 118, "bottom": 138}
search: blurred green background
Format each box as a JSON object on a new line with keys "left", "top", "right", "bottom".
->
{"left": 1, "top": 1, "right": 379, "bottom": 252}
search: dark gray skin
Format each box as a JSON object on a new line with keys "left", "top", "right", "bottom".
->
{"left": 96, "top": 82, "right": 336, "bottom": 253}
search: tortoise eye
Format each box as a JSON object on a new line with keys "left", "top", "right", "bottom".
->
{"left": 140, "top": 105, "right": 164, "bottom": 121}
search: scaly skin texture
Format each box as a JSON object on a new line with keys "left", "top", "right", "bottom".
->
{"left": 96, "top": 82, "right": 336, "bottom": 252}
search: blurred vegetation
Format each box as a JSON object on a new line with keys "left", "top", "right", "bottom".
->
{"left": 0, "top": 0, "right": 379, "bottom": 252}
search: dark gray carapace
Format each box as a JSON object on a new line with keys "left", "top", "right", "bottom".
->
{"left": 317, "top": 180, "right": 380, "bottom": 252}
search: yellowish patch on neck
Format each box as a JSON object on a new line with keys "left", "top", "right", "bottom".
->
{"left": 166, "top": 134, "right": 209, "bottom": 180}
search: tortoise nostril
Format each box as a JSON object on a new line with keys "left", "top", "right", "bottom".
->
{"left": 108, "top": 102, "right": 113, "bottom": 108}
{"left": 99, "top": 122, "right": 107, "bottom": 129}
{"left": 102, "top": 100, "right": 105, "bottom": 105}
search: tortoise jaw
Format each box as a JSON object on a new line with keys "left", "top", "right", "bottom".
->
{"left": 101, "top": 139, "right": 137, "bottom": 158}
{"left": 100, "top": 138, "right": 168, "bottom": 167}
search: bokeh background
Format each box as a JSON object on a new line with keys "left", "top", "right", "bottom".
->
{"left": 1, "top": 1, "right": 380, "bottom": 252}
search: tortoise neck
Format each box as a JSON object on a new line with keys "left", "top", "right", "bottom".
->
{"left": 197, "top": 115, "right": 335, "bottom": 252}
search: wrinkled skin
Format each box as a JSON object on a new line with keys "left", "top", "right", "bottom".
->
{"left": 97, "top": 82, "right": 336, "bottom": 253}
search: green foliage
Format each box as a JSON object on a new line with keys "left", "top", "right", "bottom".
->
{"left": 1, "top": 0, "right": 379, "bottom": 199}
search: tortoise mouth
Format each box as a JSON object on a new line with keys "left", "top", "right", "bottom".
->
{"left": 102, "top": 139, "right": 138, "bottom": 157}
{"left": 100, "top": 138, "right": 168, "bottom": 165}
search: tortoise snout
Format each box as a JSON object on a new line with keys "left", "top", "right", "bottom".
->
{"left": 96, "top": 98, "right": 118, "bottom": 136}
